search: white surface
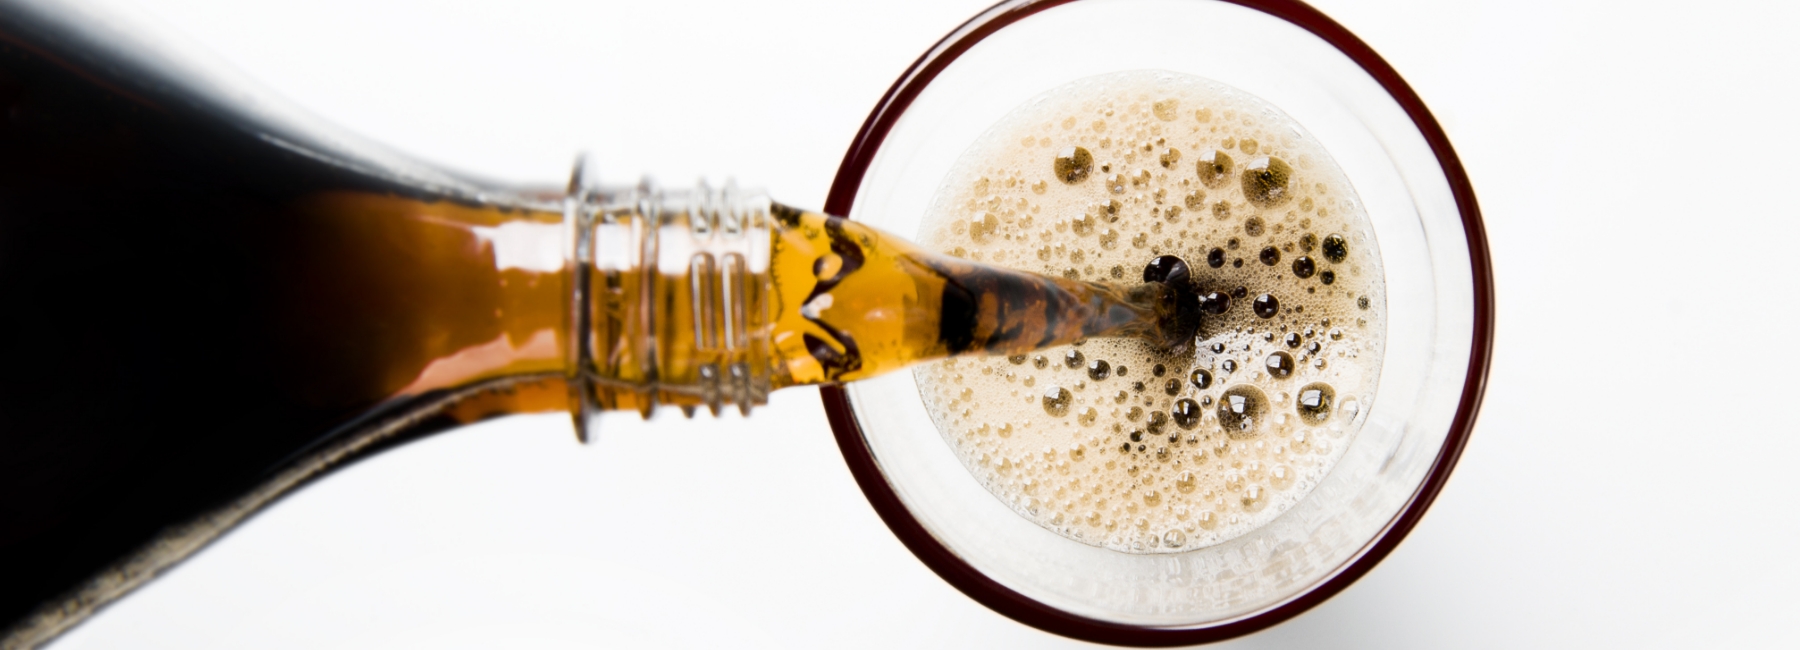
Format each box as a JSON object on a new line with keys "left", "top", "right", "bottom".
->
{"left": 46, "top": 0, "right": 1800, "bottom": 648}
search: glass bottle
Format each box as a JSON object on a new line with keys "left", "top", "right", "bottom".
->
{"left": 0, "top": 2, "right": 1197, "bottom": 645}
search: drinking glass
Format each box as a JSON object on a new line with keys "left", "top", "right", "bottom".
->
{"left": 820, "top": 0, "right": 1492, "bottom": 643}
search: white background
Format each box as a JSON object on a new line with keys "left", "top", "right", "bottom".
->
{"left": 44, "top": 0, "right": 1800, "bottom": 648}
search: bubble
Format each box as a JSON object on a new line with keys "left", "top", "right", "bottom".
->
{"left": 1252, "top": 294, "right": 1280, "bottom": 319}
{"left": 1070, "top": 212, "right": 1096, "bottom": 235}
{"left": 1033, "top": 355, "right": 1049, "bottom": 369}
{"left": 1259, "top": 246, "right": 1280, "bottom": 266}
{"left": 1240, "top": 156, "right": 1293, "bottom": 207}
{"left": 1270, "top": 464, "right": 1295, "bottom": 490}
{"left": 1299, "top": 232, "right": 1317, "bottom": 252}
{"left": 1146, "top": 411, "right": 1169, "bottom": 434}
{"left": 1078, "top": 406, "right": 1099, "bottom": 425}
{"left": 1321, "top": 233, "right": 1348, "bottom": 263}
{"left": 1206, "top": 247, "right": 1226, "bottom": 268}
{"left": 1198, "top": 291, "right": 1231, "bottom": 315}
{"left": 1088, "top": 359, "right": 1112, "bottom": 380}
{"left": 1185, "top": 190, "right": 1206, "bottom": 211}
{"left": 1162, "top": 529, "right": 1187, "bottom": 548}
{"left": 1176, "top": 471, "right": 1198, "bottom": 493}
{"left": 1196, "top": 148, "right": 1233, "bottom": 188}
{"left": 1220, "top": 359, "right": 1238, "bottom": 373}
{"left": 1163, "top": 378, "right": 1182, "bottom": 396}
{"left": 1106, "top": 174, "right": 1128, "bottom": 195}
{"left": 1008, "top": 354, "right": 1027, "bottom": 365}
{"left": 1243, "top": 460, "right": 1265, "bottom": 482}
{"left": 1358, "top": 295, "right": 1371, "bottom": 310}
{"left": 1339, "top": 398, "right": 1360, "bottom": 421}
{"left": 1043, "top": 386, "right": 1073, "bottom": 416}
{"left": 968, "top": 212, "right": 998, "bottom": 242}
{"left": 1189, "top": 369, "right": 1213, "bottom": 390}
{"left": 1240, "top": 484, "right": 1268, "bottom": 511}
{"left": 1172, "top": 398, "right": 1202, "bottom": 429}
{"left": 1291, "top": 255, "right": 1315, "bottom": 279}
{"left": 1320, "top": 270, "right": 1335, "bottom": 285}
{"left": 1196, "top": 510, "right": 1218, "bottom": 530}
{"left": 1054, "top": 146, "right": 1093, "bottom": 184}
{"left": 1064, "top": 350, "right": 1085, "bottom": 368}
{"left": 1142, "top": 254, "right": 1191, "bottom": 286}
{"left": 1244, "top": 216, "right": 1265, "bottom": 237}
{"left": 1158, "top": 147, "right": 1182, "bottom": 169}
{"left": 1296, "top": 382, "right": 1334, "bottom": 424}
{"left": 1212, "top": 201, "right": 1232, "bottom": 220}
{"left": 1223, "top": 470, "right": 1244, "bottom": 492}
{"left": 1264, "top": 352, "right": 1295, "bottom": 378}
{"left": 1127, "top": 405, "right": 1143, "bottom": 421}
{"left": 1217, "top": 385, "right": 1269, "bottom": 437}
{"left": 1153, "top": 364, "right": 1166, "bottom": 377}
{"left": 1152, "top": 98, "right": 1180, "bottom": 120}
{"left": 1283, "top": 332, "right": 1302, "bottom": 348}
{"left": 1102, "top": 199, "right": 1122, "bottom": 219}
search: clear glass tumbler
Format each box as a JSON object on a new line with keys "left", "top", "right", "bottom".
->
{"left": 820, "top": 0, "right": 1492, "bottom": 643}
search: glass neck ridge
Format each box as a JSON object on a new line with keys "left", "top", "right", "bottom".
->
{"left": 565, "top": 174, "right": 777, "bottom": 437}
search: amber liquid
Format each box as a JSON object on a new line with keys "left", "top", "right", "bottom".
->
{"left": 0, "top": 5, "right": 1191, "bottom": 638}
{"left": 761, "top": 205, "right": 1184, "bottom": 386}
{"left": 0, "top": 17, "right": 575, "bottom": 631}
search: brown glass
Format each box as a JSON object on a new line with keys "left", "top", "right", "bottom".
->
{"left": 819, "top": 0, "right": 1494, "bottom": 645}
{"left": 0, "top": 2, "right": 1205, "bottom": 641}
{"left": 0, "top": 6, "right": 588, "bottom": 634}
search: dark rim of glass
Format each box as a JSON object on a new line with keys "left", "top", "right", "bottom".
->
{"left": 818, "top": 0, "right": 1494, "bottom": 645}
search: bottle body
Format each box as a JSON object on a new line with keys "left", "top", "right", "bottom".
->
{"left": 0, "top": 1, "right": 1197, "bottom": 644}
{"left": 0, "top": 2, "right": 576, "bottom": 639}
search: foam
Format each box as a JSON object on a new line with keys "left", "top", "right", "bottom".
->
{"left": 913, "top": 71, "right": 1386, "bottom": 553}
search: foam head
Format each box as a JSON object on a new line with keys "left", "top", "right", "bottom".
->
{"left": 914, "top": 70, "right": 1386, "bottom": 553}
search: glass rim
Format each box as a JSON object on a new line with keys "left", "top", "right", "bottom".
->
{"left": 817, "top": 0, "right": 1495, "bottom": 645}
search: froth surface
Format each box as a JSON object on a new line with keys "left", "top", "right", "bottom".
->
{"left": 914, "top": 71, "right": 1386, "bottom": 553}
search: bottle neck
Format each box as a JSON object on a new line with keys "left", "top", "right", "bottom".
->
{"left": 565, "top": 175, "right": 778, "bottom": 436}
